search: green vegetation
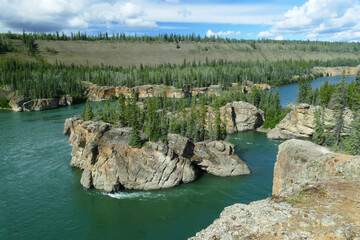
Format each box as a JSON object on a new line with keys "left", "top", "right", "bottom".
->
{"left": 0, "top": 59, "right": 85, "bottom": 99}
{"left": 80, "top": 84, "right": 285, "bottom": 144}
{"left": 0, "top": 95, "right": 10, "bottom": 108}
{"left": 304, "top": 72, "right": 360, "bottom": 153}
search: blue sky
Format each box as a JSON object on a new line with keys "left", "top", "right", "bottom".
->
{"left": 1, "top": 0, "right": 360, "bottom": 41}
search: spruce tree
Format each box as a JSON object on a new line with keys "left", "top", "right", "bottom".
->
{"left": 129, "top": 121, "right": 142, "bottom": 148}
{"left": 313, "top": 107, "right": 326, "bottom": 146}
{"left": 83, "top": 101, "right": 94, "bottom": 121}
{"left": 329, "top": 74, "right": 347, "bottom": 148}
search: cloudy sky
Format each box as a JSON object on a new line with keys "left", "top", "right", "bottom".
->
{"left": 1, "top": 0, "right": 360, "bottom": 41}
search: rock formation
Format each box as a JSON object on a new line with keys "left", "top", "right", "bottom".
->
{"left": 267, "top": 103, "right": 353, "bottom": 140}
{"left": 313, "top": 65, "right": 360, "bottom": 76}
{"left": 64, "top": 117, "right": 251, "bottom": 192}
{"left": 190, "top": 139, "right": 360, "bottom": 239}
{"left": 85, "top": 82, "right": 270, "bottom": 101}
{"left": 9, "top": 95, "right": 73, "bottom": 112}
{"left": 192, "top": 141, "right": 251, "bottom": 177}
{"left": 208, "top": 101, "right": 265, "bottom": 134}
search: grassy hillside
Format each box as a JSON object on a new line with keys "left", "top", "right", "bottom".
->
{"left": 1, "top": 38, "right": 360, "bottom": 67}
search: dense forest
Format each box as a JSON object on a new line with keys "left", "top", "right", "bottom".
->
{"left": 1, "top": 57, "right": 359, "bottom": 101}
{"left": 81, "top": 85, "right": 285, "bottom": 147}
{"left": 297, "top": 73, "right": 360, "bottom": 154}
{"left": 2, "top": 31, "right": 360, "bottom": 54}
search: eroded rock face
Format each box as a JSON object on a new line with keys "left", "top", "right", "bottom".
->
{"left": 64, "top": 117, "right": 250, "bottom": 192}
{"left": 313, "top": 65, "right": 360, "bottom": 76}
{"left": 273, "top": 139, "right": 360, "bottom": 196}
{"left": 208, "top": 101, "right": 264, "bottom": 134}
{"left": 190, "top": 139, "right": 360, "bottom": 240}
{"left": 9, "top": 96, "right": 73, "bottom": 112}
{"left": 267, "top": 103, "right": 353, "bottom": 140}
{"left": 192, "top": 141, "right": 251, "bottom": 177}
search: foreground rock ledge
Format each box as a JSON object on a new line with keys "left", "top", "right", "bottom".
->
{"left": 190, "top": 139, "right": 360, "bottom": 240}
{"left": 63, "top": 117, "right": 251, "bottom": 192}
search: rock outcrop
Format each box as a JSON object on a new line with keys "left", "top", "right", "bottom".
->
{"left": 190, "top": 139, "right": 360, "bottom": 240}
{"left": 85, "top": 82, "right": 270, "bottom": 101}
{"left": 9, "top": 95, "right": 73, "bottom": 112}
{"left": 313, "top": 65, "right": 360, "bottom": 76}
{"left": 192, "top": 141, "right": 251, "bottom": 177}
{"left": 208, "top": 101, "right": 264, "bottom": 134}
{"left": 64, "top": 117, "right": 251, "bottom": 192}
{"left": 267, "top": 103, "right": 353, "bottom": 140}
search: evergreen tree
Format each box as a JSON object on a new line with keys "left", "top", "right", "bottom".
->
{"left": 329, "top": 74, "right": 347, "bottom": 148}
{"left": 313, "top": 107, "right": 326, "bottom": 146}
{"left": 83, "top": 101, "right": 94, "bottom": 121}
{"left": 129, "top": 121, "right": 142, "bottom": 148}
{"left": 297, "top": 79, "right": 312, "bottom": 104}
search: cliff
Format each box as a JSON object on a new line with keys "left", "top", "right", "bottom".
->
{"left": 63, "top": 117, "right": 250, "bottom": 192}
{"left": 85, "top": 82, "right": 271, "bottom": 102}
{"left": 313, "top": 65, "right": 360, "bottom": 76}
{"left": 267, "top": 103, "right": 353, "bottom": 140}
{"left": 190, "top": 139, "right": 360, "bottom": 239}
{"left": 8, "top": 95, "right": 73, "bottom": 112}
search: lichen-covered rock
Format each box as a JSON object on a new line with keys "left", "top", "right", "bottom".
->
{"left": 273, "top": 139, "right": 360, "bottom": 196}
{"left": 192, "top": 141, "right": 251, "bottom": 176}
{"left": 190, "top": 139, "right": 360, "bottom": 240}
{"left": 267, "top": 104, "right": 353, "bottom": 140}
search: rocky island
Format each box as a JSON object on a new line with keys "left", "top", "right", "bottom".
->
{"left": 64, "top": 117, "right": 250, "bottom": 192}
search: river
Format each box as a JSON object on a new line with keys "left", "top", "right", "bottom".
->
{"left": 0, "top": 75, "right": 355, "bottom": 240}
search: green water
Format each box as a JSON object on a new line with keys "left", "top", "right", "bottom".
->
{"left": 0, "top": 76, "right": 354, "bottom": 239}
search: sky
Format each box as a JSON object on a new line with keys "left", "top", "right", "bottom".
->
{"left": 1, "top": 0, "right": 360, "bottom": 41}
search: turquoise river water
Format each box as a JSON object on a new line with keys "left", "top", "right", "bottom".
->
{"left": 0, "top": 75, "right": 355, "bottom": 239}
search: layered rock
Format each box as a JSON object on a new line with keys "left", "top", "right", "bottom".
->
{"left": 267, "top": 103, "right": 353, "bottom": 140}
{"left": 208, "top": 101, "right": 264, "bottom": 134}
{"left": 190, "top": 139, "right": 360, "bottom": 240}
{"left": 313, "top": 65, "right": 360, "bottom": 76}
{"left": 9, "top": 95, "right": 73, "bottom": 112}
{"left": 85, "top": 82, "right": 270, "bottom": 101}
{"left": 64, "top": 117, "right": 251, "bottom": 192}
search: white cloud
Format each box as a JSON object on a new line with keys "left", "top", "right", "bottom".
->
{"left": 0, "top": 0, "right": 158, "bottom": 32}
{"left": 0, "top": 0, "right": 287, "bottom": 33}
{"left": 257, "top": 31, "right": 274, "bottom": 38}
{"left": 257, "top": 0, "right": 360, "bottom": 41}
{"left": 206, "top": 29, "right": 241, "bottom": 38}
{"left": 274, "top": 35, "right": 283, "bottom": 40}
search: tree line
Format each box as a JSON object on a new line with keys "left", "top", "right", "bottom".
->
{"left": 2, "top": 31, "right": 360, "bottom": 53}
{"left": 297, "top": 73, "right": 360, "bottom": 154}
{"left": 2, "top": 57, "right": 359, "bottom": 101}
{"left": 81, "top": 85, "right": 285, "bottom": 147}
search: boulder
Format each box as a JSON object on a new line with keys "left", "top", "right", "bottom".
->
{"left": 192, "top": 141, "right": 251, "bottom": 177}
{"left": 273, "top": 139, "right": 360, "bottom": 196}
{"left": 210, "top": 101, "right": 264, "bottom": 133}
{"left": 267, "top": 104, "right": 353, "bottom": 140}
{"left": 9, "top": 97, "right": 29, "bottom": 112}
{"left": 167, "top": 134, "right": 194, "bottom": 158}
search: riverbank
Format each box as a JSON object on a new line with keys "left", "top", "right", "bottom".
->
{"left": 190, "top": 139, "right": 360, "bottom": 239}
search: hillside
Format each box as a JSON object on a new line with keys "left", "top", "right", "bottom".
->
{"left": 1, "top": 38, "right": 360, "bottom": 67}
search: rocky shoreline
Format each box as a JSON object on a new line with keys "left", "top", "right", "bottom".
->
{"left": 85, "top": 81, "right": 271, "bottom": 102}
{"left": 190, "top": 139, "right": 360, "bottom": 239}
{"left": 8, "top": 95, "right": 74, "bottom": 112}
{"left": 267, "top": 103, "right": 353, "bottom": 140}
